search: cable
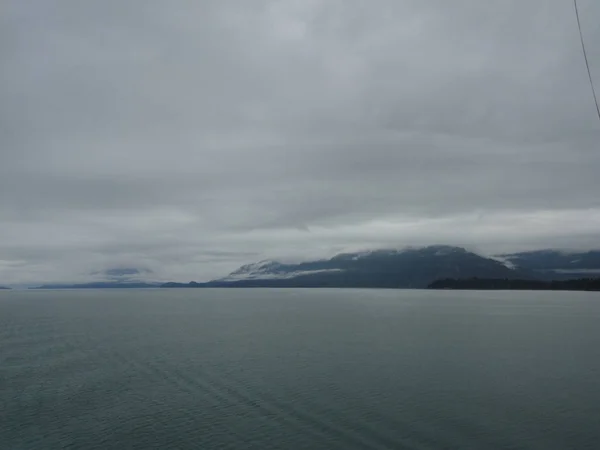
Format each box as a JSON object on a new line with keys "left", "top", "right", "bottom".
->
{"left": 574, "top": 0, "right": 600, "bottom": 123}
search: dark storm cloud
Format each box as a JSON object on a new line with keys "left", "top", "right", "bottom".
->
{"left": 1, "top": 0, "right": 600, "bottom": 284}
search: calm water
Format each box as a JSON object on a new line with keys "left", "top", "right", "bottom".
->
{"left": 2, "top": 289, "right": 600, "bottom": 450}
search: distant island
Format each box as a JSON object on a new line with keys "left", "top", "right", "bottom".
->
{"left": 0, "top": 286, "right": 11, "bottom": 290}
{"left": 161, "top": 282, "right": 206, "bottom": 288}
{"left": 31, "top": 282, "right": 159, "bottom": 289}
{"left": 428, "top": 277, "right": 600, "bottom": 291}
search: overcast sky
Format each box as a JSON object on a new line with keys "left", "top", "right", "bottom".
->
{"left": 2, "top": 0, "right": 600, "bottom": 284}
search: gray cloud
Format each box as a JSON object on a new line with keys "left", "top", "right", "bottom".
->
{"left": 2, "top": 0, "right": 600, "bottom": 284}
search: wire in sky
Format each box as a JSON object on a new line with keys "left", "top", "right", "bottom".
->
{"left": 574, "top": 0, "right": 600, "bottom": 123}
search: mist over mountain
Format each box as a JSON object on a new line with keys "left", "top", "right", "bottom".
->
{"left": 96, "top": 267, "right": 153, "bottom": 279}
{"left": 30, "top": 267, "right": 158, "bottom": 289}
{"left": 500, "top": 250, "right": 600, "bottom": 279}
{"left": 31, "top": 282, "right": 158, "bottom": 290}
{"left": 162, "top": 245, "right": 533, "bottom": 289}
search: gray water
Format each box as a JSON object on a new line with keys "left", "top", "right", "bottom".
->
{"left": 2, "top": 289, "right": 600, "bottom": 450}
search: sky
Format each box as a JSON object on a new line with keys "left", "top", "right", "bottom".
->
{"left": 2, "top": 0, "right": 600, "bottom": 284}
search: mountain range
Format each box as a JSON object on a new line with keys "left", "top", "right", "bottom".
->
{"left": 23, "top": 246, "right": 600, "bottom": 290}
{"left": 162, "top": 245, "right": 534, "bottom": 289}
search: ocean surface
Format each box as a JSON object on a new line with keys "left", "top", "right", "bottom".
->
{"left": 2, "top": 289, "right": 600, "bottom": 450}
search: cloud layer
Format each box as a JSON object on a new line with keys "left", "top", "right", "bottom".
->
{"left": 2, "top": 1, "right": 600, "bottom": 284}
